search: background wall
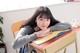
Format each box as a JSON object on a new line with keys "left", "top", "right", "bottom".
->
{"left": 0, "top": 2, "right": 80, "bottom": 53}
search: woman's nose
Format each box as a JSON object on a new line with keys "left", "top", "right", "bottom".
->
{"left": 42, "top": 20, "right": 47, "bottom": 25}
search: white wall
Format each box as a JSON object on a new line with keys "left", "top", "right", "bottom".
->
{"left": 0, "top": 0, "right": 64, "bottom": 12}
{"left": 0, "top": 2, "right": 80, "bottom": 53}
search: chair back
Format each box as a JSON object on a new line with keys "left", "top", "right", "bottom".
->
{"left": 11, "top": 20, "right": 25, "bottom": 53}
{"left": 11, "top": 20, "right": 25, "bottom": 38}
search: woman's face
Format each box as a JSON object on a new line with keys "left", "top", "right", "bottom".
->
{"left": 36, "top": 17, "right": 50, "bottom": 30}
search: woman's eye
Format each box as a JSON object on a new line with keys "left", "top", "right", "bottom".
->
{"left": 47, "top": 19, "right": 50, "bottom": 21}
{"left": 39, "top": 19, "right": 43, "bottom": 21}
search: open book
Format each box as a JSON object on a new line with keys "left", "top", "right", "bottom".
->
{"left": 32, "top": 29, "right": 70, "bottom": 45}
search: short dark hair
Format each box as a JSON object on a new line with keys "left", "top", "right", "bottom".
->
{"left": 21, "top": 6, "right": 59, "bottom": 28}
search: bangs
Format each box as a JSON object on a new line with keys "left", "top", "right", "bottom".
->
{"left": 38, "top": 13, "right": 50, "bottom": 19}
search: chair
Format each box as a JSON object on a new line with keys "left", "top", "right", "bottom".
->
{"left": 11, "top": 20, "right": 79, "bottom": 53}
{"left": 11, "top": 20, "right": 25, "bottom": 53}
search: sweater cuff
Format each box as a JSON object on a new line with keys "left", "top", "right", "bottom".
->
{"left": 25, "top": 33, "right": 37, "bottom": 41}
{"left": 49, "top": 26, "right": 55, "bottom": 32}
{"left": 30, "top": 33, "right": 37, "bottom": 40}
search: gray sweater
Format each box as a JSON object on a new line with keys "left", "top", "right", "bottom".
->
{"left": 12, "top": 22, "right": 71, "bottom": 49}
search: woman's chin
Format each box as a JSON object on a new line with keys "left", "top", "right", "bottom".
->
{"left": 41, "top": 28, "right": 47, "bottom": 30}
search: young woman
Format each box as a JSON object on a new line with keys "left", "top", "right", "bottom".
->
{"left": 12, "top": 6, "right": 75, "bottom": 53}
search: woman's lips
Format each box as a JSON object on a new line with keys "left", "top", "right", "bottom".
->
{"left": 41, "top": 26, "right": 46, "bottom": 27}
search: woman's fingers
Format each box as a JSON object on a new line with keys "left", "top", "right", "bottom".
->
{"left": 39, "top": 32, "right": 51, "bottom": 37}
{"left": 72, "top": 23, "right": 80, "bottom": 30}
{"left": 34, "top": 28, "right": 50, "bottom": 38}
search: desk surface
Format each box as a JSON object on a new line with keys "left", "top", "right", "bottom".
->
{"left": 29, "top": 29, "right": 80, "bottom": 50}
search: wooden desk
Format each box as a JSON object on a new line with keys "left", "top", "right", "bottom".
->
{"left": 29, "top": 29, "right": 79, "bottom": 53}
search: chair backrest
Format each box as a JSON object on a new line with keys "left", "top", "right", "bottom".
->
{"left": 11, "top": 20, "right": 25, "bottom": 53}
{"left": 11, "top": 20, "right": 25, "bottom": 38}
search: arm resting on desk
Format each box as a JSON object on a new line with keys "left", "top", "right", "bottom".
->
{"left": 12, "top": 26, "right": 37, "bottom": 49}
{"left": 50, "top": 22, "right": 71, "bottom": 31}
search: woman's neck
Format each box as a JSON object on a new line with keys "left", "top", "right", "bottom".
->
{"left": 34, "top": 26, "right": 41, "bottom": 32}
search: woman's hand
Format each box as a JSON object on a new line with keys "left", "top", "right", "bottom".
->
{"left": 34, "top": 28, "right": 51, "bottom": 38}
{"left": 71, "top": 23, "right": 80, "bottom": 30}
